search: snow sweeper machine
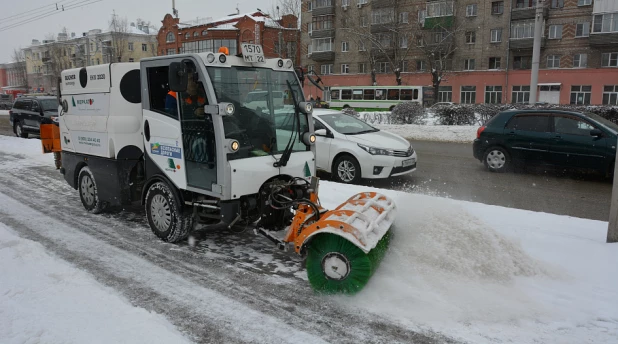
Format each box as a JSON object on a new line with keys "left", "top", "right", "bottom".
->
{"left": 40, "top": 45, "right": 396, "bottom": 294}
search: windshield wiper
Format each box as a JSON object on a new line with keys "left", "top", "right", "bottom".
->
{"left": 273, "top": 80, "right": 299, "bottom": 168}
{"left": 348, "top": 129, "right": 379, "bottom": 135}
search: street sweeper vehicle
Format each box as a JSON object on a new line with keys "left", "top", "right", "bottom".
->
{"left": 42, "top": 45, "right": 396, "bottom": 294}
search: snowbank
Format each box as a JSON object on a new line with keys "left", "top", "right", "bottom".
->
{"left": 375, "top": 124, "right": 477, "bottom": 143}
{"left": 0, "top": 223, "right": 191, "bottom": 344}
{"left": 318, "top": 181, "right": 618, "bottom": 344}
{"left": 0, "top": 135, "right": 55, "bottom": 168}
{"left": 0, "top": 110, "right": 9, "bottom": 116}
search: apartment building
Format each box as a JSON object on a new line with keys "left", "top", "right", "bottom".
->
{"left": 23, "top": 25, "right": 157, "bottom": 94}
{"left": 157, "top": 11, "right": 300, "bottom": 64}
{"left": 301, "top": 0, "right": 618, "bottom": 105}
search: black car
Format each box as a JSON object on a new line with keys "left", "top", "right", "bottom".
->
{"left": 9, "top": 96, "right": 59, "bottom": 138}
{"left": 473, "top": 110, "right": 617, "bottom": 175}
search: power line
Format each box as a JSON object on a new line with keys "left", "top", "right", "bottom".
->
{"left": 0, "top": 0, "right": 86, "bottom": 26}
{"left": 0, "top": 0, "right": 70, "bottom": 22}
{"left": 0, "top": 0, "right": 103, "bottom": 33}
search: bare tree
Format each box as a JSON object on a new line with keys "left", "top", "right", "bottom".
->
{"left": 11, "top": 48, "right": 28, "bottom": 90}
{"left": 109, "top": 14, "right": 129, "bottom": 62}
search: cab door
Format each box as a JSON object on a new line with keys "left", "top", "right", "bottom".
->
{"left": 550, "top": 114, "right": 607, "bottom": 170}
{"left": 503, "top": 113, "right": 552, "bottom": 163}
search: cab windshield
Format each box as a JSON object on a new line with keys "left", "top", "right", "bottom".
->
{"left": 207, "top": 66, "right": 308, "bottom": 160}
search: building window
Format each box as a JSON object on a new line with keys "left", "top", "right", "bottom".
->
{"left": 465, "top": 31, "right": 476, "bottom": 44}
{"left": 128, "top": 42, "right": 134, "bottom": 51}
{"left": 489, "top": 57, "right": 501, "bottom": 69}
{"left": 548, "top": 25, "right": 563, "bottom": 39}
{"left": 426, "top": 1, "right": 454, "bottom": 18}
{"left": 372, "top": 8, "right": 395, "bottom": 24}
{"left": 321, "top": 64, "right": 333, "bottom": 75}
{"left": 376, "top": 33, "right": 392, "bottom": 47}
{"left": 576, "top": 22, "right": 590, "bottom": 37}
{"left": 511, "top": 20, "right": 535, "bottom": 39}
{"left": 378, "top": 62, "right": 390, "bottom": 73}
{"left": 341, "top": 41, "right": 349, "bottom": 52}
{"left": 193, "top": 31, "right": 199, "bottom": 37}
{"left": 312, "top": 15, "right": 334, "bottom": 30}
{"left": 466, "top": 4, "right": 477, "bottom": 17}
{"left": 551, "top": 0, "right": 564, "bottom": 9}
{"left": 593, "top": 13, "right": 618, "bottom": 33}
{"left": 358, "top": 63, "right": 366, "bottom": 73}
{"left": 401, "top": 60, "right": 409, "bottom": 72}
{"left": 399, "top": 12, "right": 409, "bottom": 23}
{"left": 578, "top": 0, "right": 591, "bottom": 5}
{"left": 570, "top": 85, "right": 592, "bottom": 105}
{"left": 142, "top": 44, "right": 147, "bottom": 52}
{"left": 512, "top": 86, "right": 530, "bottom": 103}
{"left": 400, "top": 36, "right": 408, "bottom": 48}
{"left": 311, "top": 38, "right": 333, "bottom": 52}
{"left": 185, "top": 32, "right": 190, "bottom": 39}
{"left": 416, "top": 60, "right": 425, "bottom": 71}
{"left": 202, "top": 30, "right": 208, "bottom": 35}
{"left": 485, "top": 86, "right": 502, "bottom": 104}
{"left": 464, "top": 58, "right": 475, "bottom": 71}
{"left": 358, "top": 41, "right": 366, "bottom": 51}
{"left": 602, "top": 53, "right": 618, "bottom": 67}
{"left": 438, "top": 86, "right": 452, "bottom": 102}
{"left": 307, "top": 1, "right": 312, "bottom": 11}
{"left": 360, "top": 16, "right": 368, "bottom": 27}
{"left": 573, "top": 54, "right": 587, "bottom": 68}
{"left": 342, "top": 0, "right": 350, "bottom": 7}
{"left": 515, "top": 0, "right": 535, "bottom": 8}
{"left": 491, "top": 29, "right": 502, "bottom": 42}
{"left": 308, "top": 65, "right": 314, "bottom": 73}
{"left": 341, "top": 64, "right": 349, "bottom": 74}
{"left": 492, "top": 1, "right": 504, "bottom": 15}
{"left": 603, "top": 85, "right": 618, "bottom": 105}
{"left": 461, "top": 86, "right": 476, "bottom": 104}
{"left": 547, "top": 55, "right": 560, "bottom": 68}
{"left": 514, "top": 56, "right": 532, "bottom": 69}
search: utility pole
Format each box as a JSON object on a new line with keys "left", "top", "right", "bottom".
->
{"left": 85, "top": 34, "right": 90, "bottom": 67}
{"left": 528, "top": 0, "right": 544, "bottom": 105}
{"left": 608, "top": 152, "right": 618, "bottom": 243}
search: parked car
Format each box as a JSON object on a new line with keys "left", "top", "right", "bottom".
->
{"left": 312, "top": 109, "right": 417, "bottom": 184}
{"left": 473, "top": 109, "right": 617, "bottom": 175}
{"left": 9, "top": 96, "right": 59, "bottom": 138}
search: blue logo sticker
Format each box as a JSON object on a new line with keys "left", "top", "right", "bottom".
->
{"left": 151, "top": 143, "right": 182, "bottom": 159}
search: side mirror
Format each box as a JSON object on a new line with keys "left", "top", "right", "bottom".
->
{"left": 590, "top": 129, "right": 603, "bottom": 137}
{"left": 315, "top": 129, "right": 327, "bottom": 137}
{"left": 168, "top": 62, "right": 188, "bottom": 92}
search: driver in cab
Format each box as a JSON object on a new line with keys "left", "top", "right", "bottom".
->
{"left": 165, "top": 75, "right": 207, "bottom": 118}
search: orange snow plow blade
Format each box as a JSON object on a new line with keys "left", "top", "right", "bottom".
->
{"left": 40, "top": 124, "right": 61, "bottom": 154}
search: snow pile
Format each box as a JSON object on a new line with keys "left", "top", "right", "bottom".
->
{"left": 318, "top": 181, "right": 618, "bottom": 344}
{"left": 0, "top": 223, "right": 191, "bottom": 344}
{"left": 0, "top": 135, "right": 55, "bottom": 169}
{"left": 0, "top": 110, "right": 9, "bottom": 116}
{"left": 375, "top": 124, "right": 477, "bottom": 143}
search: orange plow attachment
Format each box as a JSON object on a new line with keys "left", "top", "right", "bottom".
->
{"left": 40, "top": 124, "right": 62, "bottom": 169}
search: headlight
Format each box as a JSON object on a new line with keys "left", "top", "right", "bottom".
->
{"left": 224, "top": 103, "right": 235, "bottom": 115}
{"left": 218, "top": 54, "right": 227, "bottom": 63}
{"left": 357, "top": 143, "right": 394, "bottom": 156}
{"left": 206, "top": 53, "right": 215, "bottom": 63}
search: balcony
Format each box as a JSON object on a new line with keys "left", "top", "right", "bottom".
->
{"left": 589, "top": 32, "right": 618, "bottom": 47}
{"left": 371, "top": 0, "right": 394, "bottom": 9}
{"left": 511, "top": 6, "right": 548, "bottom": 21}
{"left": 309, "top": 51, "right": 335, "bottom": 62}
{"left": 509, "top": 37, "right": 546, "bottom": 50}
{"left": 370, "top": 23, "right": 394, "bottom": 34}
{"left": 310, "top": 29, "right": 335, "bottom": 39}
{"left": 312, "top": 4, "right": 334, "bottom": 16}
{"left": 423, "top": 16, "right": 454, "bottom": 29}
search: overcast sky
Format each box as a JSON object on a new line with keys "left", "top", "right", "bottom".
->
{"left": 0, "top": 0, "right": 278, "bottom": 63}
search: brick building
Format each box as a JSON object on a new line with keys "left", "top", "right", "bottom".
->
{"left": 156, "top": 11, "right": 301, "bottom": 64}
{"left": 0, "top": 62, "right": 28, "bottom": 98}
{"left": 301, "top": 0, "right": 618, "bottom": 105}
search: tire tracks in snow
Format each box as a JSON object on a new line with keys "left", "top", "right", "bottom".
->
{"left": 0, "top": 164, "right": 457, "bottom": 344}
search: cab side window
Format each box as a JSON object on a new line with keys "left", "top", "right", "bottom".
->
{"left": 146, "top": 66, "right": 176, "bottom": 119}
{"left": 313, "top": 118, "right": 326, "bottom": 131}
{"left": 554, "top": 116, "right": 596, "bottom": 136}
{"left": 31, "top": 101, "right": 40, "bottom": 112}
{"left": 506, "top": 114, "right": 550, "bottom": 132}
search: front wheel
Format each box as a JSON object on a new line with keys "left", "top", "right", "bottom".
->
{"left": 15, "top": 122, "right": 28, "bottom": 138}
{"left": 483, "top": 146, "right": 510, "bottom": 173}
{"left": 78, "top": 166, "right": 108, "bottom": 214}
{"left": 333, "top": 155, "right": 361, "bottom": 184}
{"left": 145, "top": 181, "right": 193, "bottom": 243}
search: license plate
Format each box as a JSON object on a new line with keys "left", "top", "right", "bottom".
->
{"left": 241, "top": 44, "right": 265, "bottom": 63}
{"left": 402, "top": 158, "right": 416, "bottom": 167}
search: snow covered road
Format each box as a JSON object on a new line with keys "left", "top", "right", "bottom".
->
{"left": 1, "top": 135, "right": 617, "bottom": 344}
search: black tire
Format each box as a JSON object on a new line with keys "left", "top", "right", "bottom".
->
{"left": 483, "top": 146, "right": 511, "bottom": 173}
{"left": 78, "top": 166, "right": 108, "bottom": 214}
{"left": 15, "top": 122, "right": 28, "bottom": 138}
{"left": 332, "top": 155, "right": 362, "bottom": 184}
{"left": 389, "top": 105, "right": 395, "bottom": 111}
{"left": 145, "top": 181, "right": 193, "bottom": 243}
{"left": 343, "top": 104, "right": 350, "bottom": 109}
